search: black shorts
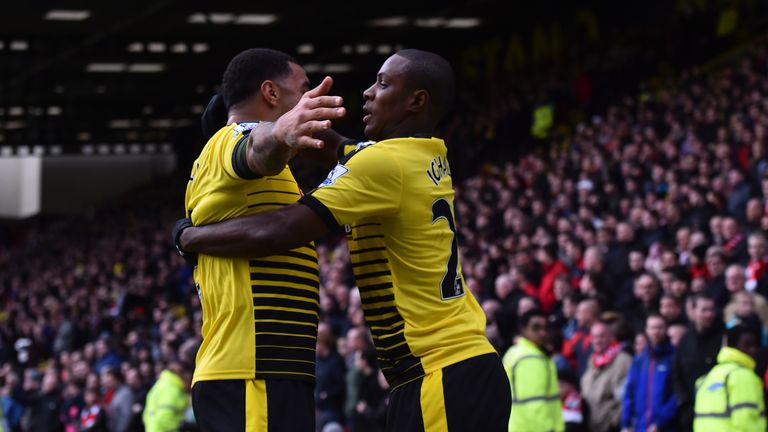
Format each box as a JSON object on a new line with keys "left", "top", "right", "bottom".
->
{"left": 386, "top": 353, "right": 511, "bottom": 432}
{"left": 192, "top": 378, "right": 314, "bottom": 432}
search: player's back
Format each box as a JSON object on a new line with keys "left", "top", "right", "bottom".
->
{"left": 313, "top": 137, "right": 494, "bottom": 388}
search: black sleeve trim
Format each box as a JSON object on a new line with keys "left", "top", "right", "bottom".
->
{"left": 232, "top": 135, "right": 261, "bottom": 180}
{"left": 337, "top": 138, "right": 360, "bottom": 160}
{"left": 299, "top": 195, "right": 342, "bottom": 231}
{"left": 339, "top": 140, "right": 377, "bottom": 165}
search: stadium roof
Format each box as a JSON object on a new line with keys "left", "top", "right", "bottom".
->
{"left": 0, "top": 0, "right": 519, "bottom": 149}
{"left": 3, "top": 1, "right": 763, "bottom": 151}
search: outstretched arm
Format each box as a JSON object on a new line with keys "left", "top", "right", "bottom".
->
{"left": 245, "top": 76, "right": 346, "bottom": 176}
{"left": 179, "top": 203, "right": 330, "bottom": 258}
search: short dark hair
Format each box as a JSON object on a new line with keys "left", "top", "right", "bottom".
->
{"left": 539, "top": 242, "right": 558, "bottom": 260}
{"left": 691, "top": 292, "right": 714, "bottom": 308}
{"left": 221, "top": 48, "right": 297, "bottom": 109}
{"left": 395, "top": 49, "right": 455, "bottom": 120}
{"left": 101, "top": 366, "right": 123, "bottom": 382}
{"left": 518, "top": 308, "right": 546, "bottom": 329}
{"left": 726, "top": 323, "right": 760, "bottom": 348}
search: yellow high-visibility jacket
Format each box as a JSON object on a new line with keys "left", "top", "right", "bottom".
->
{"left": 143, "top": 370, "right": 189, "bottom": 432}
{"left": 693, "top": 347, "right": 766, "bottom": 432}
{"left": 502, "top": 337, "right": 564, "bottom": 432}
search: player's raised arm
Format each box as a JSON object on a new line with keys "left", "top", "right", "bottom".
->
{"left": 175, "top": 203, "right": 329, "bottom": 259}
{"left": 245, "top": 76, "right": 346, "bottom": 176}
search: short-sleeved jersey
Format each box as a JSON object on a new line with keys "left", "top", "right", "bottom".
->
{"left": 300, "top": 137, "right": 494, "bottom": 388}
{"left": 185, "top": 122, "right": 319, "bottom": 385}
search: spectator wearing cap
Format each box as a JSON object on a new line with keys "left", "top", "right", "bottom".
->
{"left": 503, "top": 309, "right": 564, "bottom": 432}
{"left": 693, "top": 324, "right": 765, "bottom": 432}
{"left": 621, "top": 314, "right": 677, "bottom": 432}
{"left": 142, "top": 360, "right": 189, "bottom": 432}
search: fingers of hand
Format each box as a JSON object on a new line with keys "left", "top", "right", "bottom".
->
{"left": 304, "top": 106, "right": 346, "bottom": 121}
{"left": 289, "top": 120, "right": 334, "bottom": 149}
{"left": 304, "top": 76, "right": 333, "bottom": 98}
{"left": 302, "top": 95, "right": 343, "bottom": 110}
{"left": 295, "top": 135, "right": 326, "bottom": 149}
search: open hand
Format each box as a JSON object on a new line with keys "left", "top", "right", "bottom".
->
{"left": 272, "top": 76, "right": 346, "bottom": 150}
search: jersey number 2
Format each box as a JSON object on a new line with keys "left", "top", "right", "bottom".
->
{"left": 431, "top": 198, "right": 465, "bottom": 300}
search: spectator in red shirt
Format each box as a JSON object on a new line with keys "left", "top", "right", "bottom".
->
{"left": 536, "top": 242, "right": 569, "bottom": 313}
{"left": 746, "top": 231, "right": 768, "bottom": 294}
{"left": 563, "top": 298, "right": 600, "bottom": 377}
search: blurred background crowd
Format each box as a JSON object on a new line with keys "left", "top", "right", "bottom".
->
{"left": 4, "top": 2, "right": 768, "bottom": 432}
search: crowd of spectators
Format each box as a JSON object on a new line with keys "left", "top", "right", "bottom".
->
{"left": 454, "top": 39, "right": 768, "bottom": 431}
{"left": 3, "top": 31, "right": 768, "bottom": 432}
{"left": 0, "top": 181, "right": 198, "bottom": 431}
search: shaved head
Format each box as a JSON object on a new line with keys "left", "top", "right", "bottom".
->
{"left": 395, "top": 49, "right": 455, "bottom": 120}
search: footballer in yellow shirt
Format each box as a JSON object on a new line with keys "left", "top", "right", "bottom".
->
{"left": 178, "top": 49, "right": 511, "bottom": 432}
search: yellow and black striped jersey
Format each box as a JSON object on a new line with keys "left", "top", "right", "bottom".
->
{"left": 185, "top": 122, "right": 319, "bottom": 385}
{"left": 301, "top": 136, "right": 494, "bottom": 388}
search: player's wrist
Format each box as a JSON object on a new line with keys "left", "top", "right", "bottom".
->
{"left": 172, "top": 218, "right": 197, "bottom": 264}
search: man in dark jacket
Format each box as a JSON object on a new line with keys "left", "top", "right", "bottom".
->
{"left": 704, "top": 247, "right": 729, "bottom": 308}
{"left": 671, "top": 293, "right": 723, "bottom": 432}
{"left": 22, "top": 369, "right": 62, "bottom": 432}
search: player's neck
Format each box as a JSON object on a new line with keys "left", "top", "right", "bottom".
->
{"left": 227, "top": 104, "right": 273, "bottom": 125}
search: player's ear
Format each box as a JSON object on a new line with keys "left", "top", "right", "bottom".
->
{"left": 261, "top": 80, "right": 280, "bottom": 107}
{"left": 408, "top": 89, "right": 428, "bottom": 113}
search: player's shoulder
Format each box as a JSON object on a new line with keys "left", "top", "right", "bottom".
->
{"left": 339, "top": 140, "right": 377, "bottom": 164}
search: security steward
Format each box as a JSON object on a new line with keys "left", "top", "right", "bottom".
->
{"left": 502, "top": 308, "right": 564, "bottom": 432}
{"left": 693, "top": 323, "right": 766, "bottom": 432}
